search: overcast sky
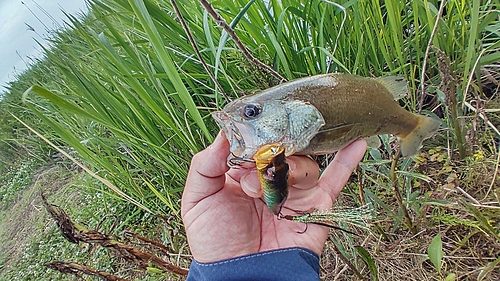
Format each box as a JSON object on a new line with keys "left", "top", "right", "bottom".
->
{"left": 0, "top": 0, "right": 88, "bottom": 91}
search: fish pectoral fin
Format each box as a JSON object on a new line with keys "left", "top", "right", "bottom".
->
{"left": 311, "top": 123, "right": 361, "bottom": 145}
{"left": 316, "top": 123, "right": 360, "bottom": 136}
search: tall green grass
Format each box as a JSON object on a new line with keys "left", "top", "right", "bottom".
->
{"left": 17, "top": 0, "right": 499, "bottom": 221}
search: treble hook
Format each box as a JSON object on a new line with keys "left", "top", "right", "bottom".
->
{"left": 228, "top": 153, "right": 255, "bottom": 167}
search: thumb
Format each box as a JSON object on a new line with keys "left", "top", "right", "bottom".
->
{"left": 317, "top": 139, "right": 367, "bottom": 201}
{"left": 181, "top": 132, "right": 230, "bottom": 216}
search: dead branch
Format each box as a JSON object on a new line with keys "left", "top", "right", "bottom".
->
{"left": 45, "top": 261, "right": 130, "bottom": 281}
{"left": 198, "top": 0, "right": 286, "bottom": 82}
{"left": 41, "top": 193, "right": 189, "bottom": 276}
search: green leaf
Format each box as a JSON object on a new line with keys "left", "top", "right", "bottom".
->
{"left": 478, "top": 256, "right": 500, "bottom": 281}
{"left": 428, "top": 233, "right": 444, "bottom": 274}
{"left": 463, "top": 201, "right": 499, "bottom": 238}
{"left": 214, "top": 0, "right": 255, "bottom": 79}
{"left": 355, "top": 246, "right": 378, "bottom": 281}
{"left": 445, "top": 273, "right": 457, "bottom": 281}
{"left": 130, "top": 0, "right": 211, "bottom": 142}
{"left": 22, "top": 86, "right": 101, "bottom": 123}
{"left": 396, "top": 170, "right": 432, "bottom": 182}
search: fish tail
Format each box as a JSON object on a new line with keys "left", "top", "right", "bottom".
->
{"left": 399, "top": 115, "right": 441, "bottom": 157}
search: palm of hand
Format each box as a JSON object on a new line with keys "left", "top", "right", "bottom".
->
{"left": 182, "top": 133, "right": 366, "bottom": 263}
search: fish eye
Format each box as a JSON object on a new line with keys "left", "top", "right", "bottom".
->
{"left": 243, "top": 104, "right": 262, "bottom": 119}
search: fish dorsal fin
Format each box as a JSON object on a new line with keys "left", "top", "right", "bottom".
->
{"left": 375, "top": 76, "right": 408, "bottom": 100}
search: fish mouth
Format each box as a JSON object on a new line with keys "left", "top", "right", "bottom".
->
{"left": 211, "top": 111, "right": 248, "bottom": 165}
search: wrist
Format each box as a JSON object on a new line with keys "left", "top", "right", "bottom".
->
{"left": 187, "top": 247, "right": 320, "bottom": 281}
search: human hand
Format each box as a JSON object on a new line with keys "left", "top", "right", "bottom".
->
{"left": 181, "top": 132, "right": 367, "bottom": 263}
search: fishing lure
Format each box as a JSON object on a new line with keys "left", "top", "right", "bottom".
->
{"left": 282, "top": 203, "right": 373, "bottom": 231}
{"left": 252, "top": 143, "right": 374, "bottom": 232}
{"left": 253, "top": 143, "right": 289, "bottom": 215}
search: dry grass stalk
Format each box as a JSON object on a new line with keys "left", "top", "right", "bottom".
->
{"left": 198, "top": 0, "right": 286, "bottom": 82}
{"left": 41, "top": 193, "right": 189, "bottom": 276}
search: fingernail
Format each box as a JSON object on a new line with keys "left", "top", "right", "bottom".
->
{"left": 289, "top": 161, "right": 297, "bottom": 173}
{"left": 208, "top": 131, "right": 224, "bottom": 150}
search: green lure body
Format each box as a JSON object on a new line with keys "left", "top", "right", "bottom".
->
{"left": 253, "top": 144, "right": 289, "bottom": 215}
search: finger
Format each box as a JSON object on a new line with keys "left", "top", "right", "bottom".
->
{"left": 226, "top": 162, "right": 255, "bottom": 182}
{"left": 182, "top": 132, "right": 230, "bottom": 214}
{"left": 240, "top": 169, "right": 262, "bottom": 198}
{"left": 317, "top": 139, "right": 367, "bottom": 200}
{"left": 240, "top": 154, "right": 319, "bottom": 198}
{"left": 287, "top": 156, "right": 319, "bottom": 189}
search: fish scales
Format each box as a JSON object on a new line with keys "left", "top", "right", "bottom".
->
{"left": 288, "top": 77, "right": 420, "bottom": 154}
{"left": 213, "top": 73, "right": 441, "bottom": 163}
{"left": 212, "top": 73, "right": 441, "bottom": 215}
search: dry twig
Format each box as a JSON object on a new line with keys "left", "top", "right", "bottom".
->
{"left": 170, "top": 0, "right": 230, "bottom": 102}
{"left": 329, "top": 236, "right": 365, "bottom": 280}
{"left": 419, "top": 1, "right": 446, "bottom": 113}
{"left": 390, "top": 149, "right": 416, "bottom": 234}
{"left": 41, "top": 194, "right": 189, "bottom": 276}
{"left": 45, "top": 261, "right": 130, "bottom": 281}
{"left": 198, "top": 0, "right": 286, "bottom": 82}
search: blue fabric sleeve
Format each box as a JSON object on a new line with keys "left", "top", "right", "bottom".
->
{"left": 186, "top": 247, "right": 320, "bottom": 281}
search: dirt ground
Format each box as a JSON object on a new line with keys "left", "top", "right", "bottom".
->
{"left": 0, "top": 164, "right": 76, "bottom": 279}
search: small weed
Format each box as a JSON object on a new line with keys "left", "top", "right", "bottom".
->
{"left": 0, "top": 155, "right": 41, "bottom": 211}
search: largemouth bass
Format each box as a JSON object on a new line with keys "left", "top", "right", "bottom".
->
{"left": 213, "top": 73, "right": 441, "bottom": 165}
